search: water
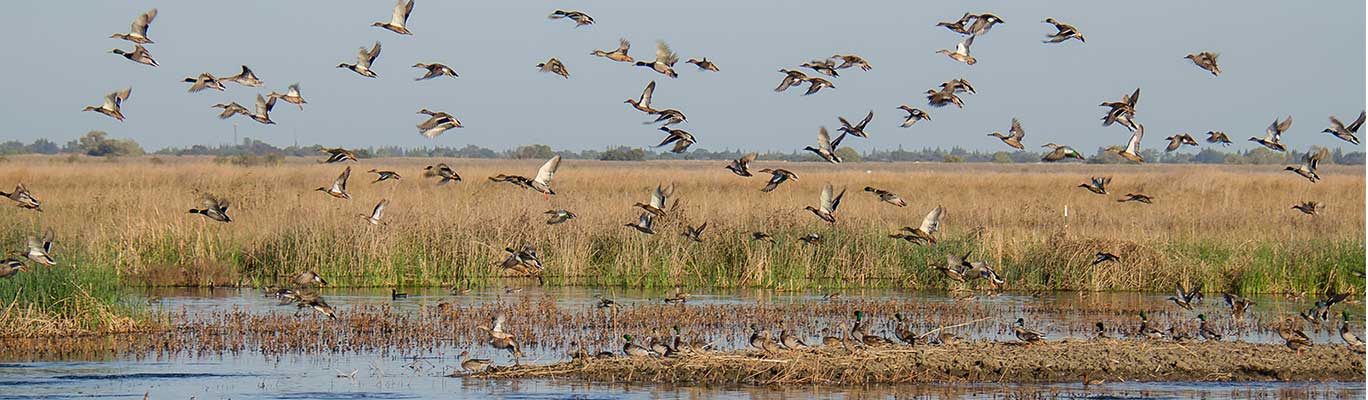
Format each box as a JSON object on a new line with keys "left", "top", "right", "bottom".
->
{"left": 0, "top": 288, "right": 1362, "bottom": 399}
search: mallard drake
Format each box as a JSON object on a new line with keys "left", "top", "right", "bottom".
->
{"left": 651, "top": 108, "right": 687, "bottom": 125}
{"left": 1100, "top": 88, "right": 1140, "bottom": 131}
{"left": 800, "top": 59, "right": 839, "bottom": 77}
{"left": 1078, "top": 176, "right": 1111, "bottom": 195}
{"left": 1042, "top": 18, "right": 1084, "bottom": 43}
{"left": 319, "top": 148, "right": 358, "bottom": 163}
{"left": 17, "top": 229, "right": 56, "bottom": 266}
{"left": 1278, "top": 317, "right": 1313, "bottom": 354}
{"left": 750, "top": 231, "right": 776, "bottom": 243}
{"left": 681, "top": 222, "right": 707, "bottom": 243}
{"left": 1167, "top": 283, "right": 1203, "bottom": 310}
{"left": 1323, "top": 111, "right": 1364, "bottom": 145}
{"left": 500, "top": 244, "right": 543, "bottom": 276}
{"left": 1137, "top": 312, "right": 1166, "bottom": 340}
{"left": 1341, "top": 311, "right": 1365, "bottom": 353}
{"left": 892, "top": 206, "right": 944, "bottom": 244}
{"left": 779, "top": 329, "right": 808, "bottom": 350}
{"left": 0, "top": 258, "right": 24, "bottom": 279}
{"left": 625, "top": 212, "right": 656, "bottom": 235}
{"left": 831, "top": 54, "right": 872, "bottom": 71}
{"left": 1222, "top": 293, "right": 1255, "bottom": 321}
{"left": 725, "top": 152, "right": 757, "bottom": 177}
{"left": 1291, "top": 201, "right": 1322, "bottom": 216}
{"left": 987, "top": 118, "right": 1025, "bottom": 149}
{"left": 1164, "top": 133, "right": 1199, "bottom": 152}
{"left": 803, "top": 77, "right": 835, "bottom": 95}
{"left": 368, "top": 169, "right": 401, "bottom": 183}
{"left": 189, "top": 193, "right": 232, "bottom": 223}
{"left": 544, "top": 209, "right": 576, "bottom": 225}
{"left": 897, "top": 105, "right": 930, "bottom": 127}
{"left": 633, "top": 183, "right": 674, "bottom": 217}
{"left": 805, "top": 183, "right": 846, "bottom": 224}
{"left": 338, "top": 42, "right": 382, "bottom": 78}
{"left": 803, "top": 127, "right": 846, "bottom": 163}
{"left": 656, "top": 127, "right": 696, "bottom": 153}
{"left": 491, "top": 155, "right": 560, "bottom": 196}
{"left": 936, "top": 12, "right": 974, "bottom": 35}
{"left": 624, "top": 81, "right": 657, "bottom": 114}
{"left": 267, "top": 83, "right": 307, "bottom": 110}
{"left": 851, "top": 312, "right": 894, "bottom": 346}
{"left": 1087, "top": 252, "right": 1119, "bottom": 267}
{"left": 459, "top": 351, "right": 491, "bottom": 373}
{"left": 967, "top": 13, "right": 1006, "bottom": 35}
{"left": 774, "top": 69, "right": 809, "bottom": 92}
{"left": 1013, "top": 318, "right": 1046, "bottom": 346}
{"left": 478, "top": 313, "right": 523, "bottom": 360}
{"left": 685, "top": 58, "right": 719, "bottom": 72}
{"left": 305, "top": 297, "right": 338, "bottom": 320}
{"left": 416, "top": 109, "right": 463, "bottom": 138}
{"left": 1041, "top": 144, "right": 1086, "bottom": 162}
{"left": 863, "top": 186, "right": 907, "bottom": 207}
{"left": 219, "top": 65, "right": 264, "bottom": 87}
{"left": 1, "top": 184, "right": 42, "bottom": 212}
{"left": 1103, "top": 124, "right": 1146, "bottom": 162}
{"left": 634, "top": 41, "right": 678, "bottom": 78}
{"left": 1206, "top": 131, "right": 1232, "bottom": 146}
{"left": 1094, "top": 322, "right": 1109, "bottom": 340}
{"left": 926, "top": 88, "right": 964, "bottom": 108}
{"left": 413, "top": 63, "right": 457, "bottom": 80}
{"left": 183, "top": 73, "right": 226, "bottom": 93}
{"left": 798, "top": 233, "right": 823, "bottom": 245}
{"left": 316, "top": 166, "right": 351, "bottom": 199}
{"left": 1313, "top": 293, "right": 1350, "bottom": 322}
{"left": 423, "top": 163, "right": 462, "bottom": 185}
{"left": 372, "top": 0, "right": 415, "bottom": 35}
{"left": 937, "top": 35, "right": 977, "bottom": 65}
{"left": 390, "top": 288, "right": 408, "bottom": 300}
{"left": 293, "top": 270, "right": 327, "bottom": 287}
{"left": 758, "top": 168, "right": 798, "bottom": 192}
{"left": 1117, "top": 193, "right": 1153, "bottom": 204}
{"left": 248, "top": 94, "right": 277, "bottom": 125}
{"left": 893, "top": 314, "right": 918, "bottom": 345}
{"left": 933, "top": 251, "right": 973, "bottom": 282}
{"left": 1285, "top": 148, "right": 1327, "bottom": 183}
{"left": 1249, "top": 116, "right": 1292, "bottom": 152}
{"left": 110, "top": 44, "right": 158, "bottom": 67}
{"left": 1183, "top": 52, "right": 1221, "bottom": 76}
{"left": 1197, "top": 314, "right": 1222, "bottom": 341}
{"left": 549, "top": 9, "right": 594, "bottom": 27}
{"left": 969, "top": 261, "right": 1005, "bottom": 288}
{"left": 84, "top": 88, "right": 132, "bottom": 121}
{"left": 110, "top": 8, "right": 157, "bottom": 43}
{"left": 360, "top": 199, "right": 388, "bottom": 225}
{"left": 592, "top": 39, "right": 634, "bottom": 63}
{"left": 837, "top": 111, "right": 874, "bottom": 138}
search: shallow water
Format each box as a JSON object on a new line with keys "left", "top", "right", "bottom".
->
{"left": 1, "top": 288, "right": 1362, "bottom": 399}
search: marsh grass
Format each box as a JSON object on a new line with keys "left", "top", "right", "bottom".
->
{"left": 0, "top": 155, "right": 1362, "bottom": 294}
{"left": 0, "top": 260, "right": 142, "bottom": 336}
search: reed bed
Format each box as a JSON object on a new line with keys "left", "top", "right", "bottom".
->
{"left": 0, "top": 156, "right": 1362, "bottom": 295}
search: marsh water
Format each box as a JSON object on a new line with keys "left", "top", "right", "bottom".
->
{"left": 1, "top": 288, "right": 1363, "bottom": 399}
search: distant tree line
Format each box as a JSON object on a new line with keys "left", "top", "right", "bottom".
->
{"left": 1, "top": 133, "right": 1362, "bottom": 165}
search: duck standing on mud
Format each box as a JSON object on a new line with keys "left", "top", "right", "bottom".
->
{"left": 1013, "top": 318, "right": 1046, "bottom": 346}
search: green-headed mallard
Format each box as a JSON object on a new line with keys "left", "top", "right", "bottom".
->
{"left": 1291, "top": 201, "right": 1322, "bottom": 216}
{"left": 800, "top": 59, "right": 838, "bottom": 77}
{"left": 831, "top": 54, "right": 872, "bottom": 71}
{"left": 1206, "top": 131, "right": 1232, "bottom": 146}
{"left": 183, "top": 73, "right": 226, "bottom": 93}
{"left": 1013, "top": 317, "right": 1046, "bottom": 346}
{"left": 1249, "top": 116, "right": 1291, "bottom": 152}
{"left": 549, "top": 9, "right": 594, "bottom": 27}
{"left": 110, "top": 8, "right": 157, "bottom": 43}
{"left": 220, "top": 65, "right": 264, "bottom": 87}
{"left": 1183, "top": 52, "right": 1221, "bottom": 76}
{"left": 863, "top": 186, "right": 907, "bottom": 207}
{"left": 1341, "top": 311, "right": 1365, "bottom": 353}
{"left": 1, "top": 184, "right": 42, "bottom": 212}
{"left": 625, "top": 80, "right": 656, "bottom": 114}
{"left": 459, "top": 350, "right": 491, "bottom": 373}
{"left": 1285, "top": 148, "right": 1327, "bottom": 183}
{"left": 1278, "top": 317, "right": 1312, "bottom": 354}
{"left": 413, "top": 63, "right": 457, "bottom": 80}
{"left": 84, "top": 88, "right": 132, "bottom": 121}
{"left": 803, "top": 127, "right": 846, "bottom": 163}
{"left": 779, "top": 329, "right": 808, "bottom": 350}
{"left": 373, "top": 0, "right": 414, "bottom": 35}
{"left": 892, "top": 206, "right": 944, "bottom": 244}
{"left": 1042, "top": 18, "right": 1084, "bottom": 43}
{"left": 1091, "top": 252, "right": 1119, "bottom": 266}
{"left": 837, "top": 110, "right": 874, "bottom": 138}
{"left": 490, "top": 155, "right": 560, "bottom": 197}
{"left": 758, "top": 168, "right": 798, "bottom": 192}
{"left": 318, "top": 148, "right": 357, "bottom": 164}
{"left": 544, "top": 209, "right": 576, "bottom": 225}
{"left": 1323, "top": 111, "right": 1364, "bottom": 145}
{"left": 1137, "top": 312, "right": 1165, "bottom": 340}
{"left": 774, "top": 69, "right": 809, "bottom": 92}
{"left": 1222, "top": 293, "right": 1255, "bottom": 321}
{"left": 1164, "top": 133, "right": 1199, "bottom": 152}
{"left": 110, "top": 44, "right": 157, "bottom": 67}
{"left": 1104, "top": 124, "right": 1146, "bottom": 162}
{"left": 656, "top": 127, "right": 696, "bottom": 153}
{"left": 338, "top": 42, "right": 382, "bottom": 78}
{"left": 360, "top": 199, "right": 388, "bottom": 225}
{"left": 423, "top": 163, "right": 462, "bottom": 185}
{"left": 267, "top": 83, "right": 307, "bottom": 110}
{"left": 634, "top": 41, "right": 678, "bottom": 78}
{"left": 681, "top": 222, "right": 707, "bottom": 243}
{"left": 804, "top": 183, "right": 846, "bottom": 224}
{"left": 685, "top": 58, "right": 719, "bottom": 72}
{"left": 987, "top": 118, "right": 1025, "bottom": 149}
{"left": 1094, "top": 321, "right": 1109, "bottom": 340}
{"left": 624, "top": 211, "right": 656, "bottom": 235}
{"left": 1197, "top": 314, "right": 1221, "bottom": 341}
{"left": 1078, "top": 176, "right": 1110, "bottom": 195}
{"left": 189, "top": 193, "right": 231, "bottom": 223}
{"left": 0, "top": 258, "right": 26, "bottom": 279}
{"left": 1167, "top": 283, "right": 1203, "bottom": 310}
{"left": 368, "top": 169, "right": 401, "bottom": 183}
{"left": 893, "top": 313, "right": 918, "bottom": 345}
{"left": 803, "top": 77, "right": 835, "bottom": 95}
{"left": 316, "top": 166, "right": 351, "bottom": 199}
{"left": 726, "top": 152, "right": 757, "bottom": 177}
{"left": 937, "top": 35, "right": 977, "bottom": 65}
{"left": 592, "top": 38, "right": 634, "bottom": 63}
{"left": 897, "top": 105, "right": 930, "bottom": 127}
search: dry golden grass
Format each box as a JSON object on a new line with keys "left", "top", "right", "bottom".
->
{"left": 0, "top": 155, "right": 1362, "bottom": 293}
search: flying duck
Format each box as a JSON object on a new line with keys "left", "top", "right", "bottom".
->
{"left": 1291, "top": 201, "right": 1323, "bottom": 216}
{"left": 758, "top": 168, "right": 798, "bottom": 192}
{"left": 656, "top": 127, "right": 696, "bottom": 153}
{"left": 803, "top": 127, "right": 846, "bottom": 163}
{"left": 933, "top": 251, "right": 973, "bottom": 281}
{"left": 897, "top": 105, "right": 930, "bottom": 127}
{"left": 489, "top": 155, "right": 560, "bottom": 196}
{"left": 1078, "top": 176, "right": 1110, "bottom": 195}
{"left": 248, "top": 94, "right": 277, "bottom": 125}
{"left": 800, "top": 59, "right": 839, "bottom": 77}
{"left": 1285, "top": 148, "right": 1327, "bottom": 183}
{"left": 368, "top": 169, "right": 401, "bottom": 183}
{"left": 941, "top": 78, "right": 977, "bottom": 94}
{"left": 936, "top": 12, "right": 974, "bottom": 35}
{"left": 831, "top": 54, "right": 872, "bottom": 70}
{"left": 110, "top": 44, "right": 158, "bottom": 67}
{"left": 805, "top": 183, "right": 846, "bottom": 224}
{"left": 1249, "top": 116, "right": 1292, "bottom": 151}
{"left": 651, "top": 108, "right": 686, "bottom": 125}
{"left": 987, "top": 118, "right": 1026, "bottom": 149}
{"left": 338, "top": 42, "right": 382, "bottom": 78}
{"left": 751, "top": 231, "right": 776, "bottom": 243}
{"left": 1167, "top": 283, "right": 1203, "bottom": 310}
{"left": 803, "top": 77, "right": 835, "bottom": 95}
{"left": 681, "top": 222, "right": 707, "bottom": 243}
{"left": 1205, "top": 131, "right": 1232, "bottom": 146}
{"left": 188, "top": 193, "right": 232, "bottom": 223}
{"left": 537, "top": 58, "right": 570, "bottom": 78}
{"left": 864, "top": 186, "right": 907, "bottom": 207}
{"left": 1042, "top": 18, "right": 1084, "bottom": 43}
{"left": 1183, "top": 52, "right": 1221, "bottom": 76}
{"left": 633, "top": 183, "right": 674, "bottom": 216}
{"left": 360, "top": 199, "right": 388, "bottom": 225}
{"left": 416, "top": 109, "right": 462, "bottom": 138}
{"left": 208, "top": 102, "right": 244, "bottom": 119}
{"left": 1118, "top": 193, "right": 1154, "bottom": 204}
{"left": 110, "top": 8, "right": 157, "bottom": 44}
{"left": 16, "top": 229, "right": 56, "bottom": 266}
{"left": 925, "top": 88, "right": 964, "bottom": 108}
{"left": 1323, "top": 111, "right": 1364, "bottom": 145}
{"left": 1041, "top": 143, "right": 1086, "bottom": 162}
{"left": 685, "top": 58, "right": 719, "bottom": 72}
{"left": 774, "top": 69, "right": 809, "bottom": 92}
{"left": 0, "top": 259, "right": 24, "bottom": 279}
{"left": 1104, "top": 123, "right": 1146, "bottom": 162}
{"left": 478, "top": 313, "right": 523, "bottom": 361}
{"left": 837, "top": 111, "right": 874, "bottom": 138}
{"left": 592, "top": 39, "right": 634, "bottom": 62}
{"left": 548, "top": 9, "right": 594, "bottom": 27}
{"left": 500, "top": 244, "right": 543, "bottom": 276}
{"left": 544, "top": 209, "right": 576, "bottom": 225}
{"left": 1091, "top": 252, "right": 1119, "bottom": 265}
{"left": 219, "top": 65, "right": 264, "bottom": 87}
{"left": 726, "top": 152, "right": 757, "bottom": 177}
{"left": 625, "top": 81, "right": 657, "bottom": 114}
{"left": 267, "top": 83, "right": 307, "bottom": 110}
{"left": 183, "top": 73, "right": 226, "bottom": 92}
{"left": 1223, "top": 293, "right": 1256, "bottom": 321}
{"left": 317, "top": 167, "right": 351, "bottom": 199}
{"left": 319, "top": 148, "right": 358, "bottom": 163}
{"left": 967, "top": 13, "right": 1006, "bottom": 35}
{"left": 937, "top": 35, "right": 977, "bottom": 65}
{"left": 373, "top": 0, "right": 415, "bottom": 35}
{"left": 892, "top": 206, "right": 944, "bottom": 244}
{"left": 413, "top": 63, "right": 457, "bottom": 80}
{"left": 635, "top": 41, "right": 678, "bottom": 78}
{"left": 1100, "top": 88, "right": 1140, "bottom": 131}
{"left": 625, "top": 212, "right": 656, "bottom": 235}
{"left": 1, "top": 184, "right": 42, "bottom": 211}
{"left": 798, "top": 233, "right": 823, "bottom": 245}
{"left": 83, "top": 88, "right": 132, "bottom": 121}
{"left": 423, "top": 163, "right": 462, "bottom": 185}
{"left": 1163, "top": 133, "right": 1199, "bottom": 152}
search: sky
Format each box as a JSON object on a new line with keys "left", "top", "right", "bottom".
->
{"left": 2, "top": 1, "right": 1364, "bottom": 154}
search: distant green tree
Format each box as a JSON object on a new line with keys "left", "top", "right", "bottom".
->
{"left": 834, "top": 147, "right": 861, "bottom": 163}
{"left": 599, "top": 146, "right": 645, "bottom": 161}
{"left": 991, "top": 152, "right": 1013, "bottom": 163}
{"left": 77, "top": 131, "right": 144, "bottom": 157}
{"left": 943, "top": 154, "right": 964, "bottom": 163}
{"left": 511, "top": 144, "right": 555, "bottom": 159}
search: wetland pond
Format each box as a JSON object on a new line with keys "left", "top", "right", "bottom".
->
{"left": 1, "top": 288, "right": 1363, "bottom": 399}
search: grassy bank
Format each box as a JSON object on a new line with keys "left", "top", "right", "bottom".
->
{"left": 0, "top": 259, "right": 143, "bottom": 337}
{"left": 0, "top": 156, "right": 1362, "bottom": 294}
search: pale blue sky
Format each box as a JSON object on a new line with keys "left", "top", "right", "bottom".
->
{"left": 2, "top": 1, "right": 1363, "bottom": 153}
